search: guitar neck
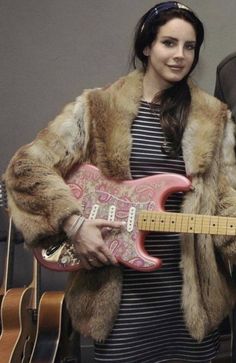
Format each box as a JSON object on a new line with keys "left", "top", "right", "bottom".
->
{"left": 0, "top": 217, "right": 15, "bottom": 295}
{"left": 138, "top": 211, "right": 236, "bottom": 236}
{"left": 29, "top": 257, "right": 41, "bottom": 313}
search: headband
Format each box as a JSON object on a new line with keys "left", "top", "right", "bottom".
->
{"left": 141, "top": 2, "right": 194, "bottom": 32}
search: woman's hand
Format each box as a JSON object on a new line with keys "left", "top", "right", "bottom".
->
{"left": 64, "top": 216, "right": 124, "bottom": 269}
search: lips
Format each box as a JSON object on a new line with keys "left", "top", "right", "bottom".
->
{"left": 168, "top": 65, "right": 184, "bottom": 70}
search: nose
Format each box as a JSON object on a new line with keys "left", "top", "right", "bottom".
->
{"left": 174, "top": 45, "right": 185, "bottom": 59}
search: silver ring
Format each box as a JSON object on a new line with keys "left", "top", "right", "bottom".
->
{"left": 88, "top": 258, "right": 94, "bottom": 262}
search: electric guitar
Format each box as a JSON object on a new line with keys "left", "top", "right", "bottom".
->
{"left": 33, "top": 163, "right": 236, "bottom": 272}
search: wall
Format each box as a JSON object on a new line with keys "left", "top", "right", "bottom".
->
{"left": 0, "top": 1, "right": 235, "bottom": 361}
{"left": 1, "top": 0, "right": 235, "bottom": 174}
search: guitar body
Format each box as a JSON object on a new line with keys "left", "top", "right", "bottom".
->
{"left": 34, "top": 164, "right": 191, "bottom": 272}
{"left": 29, "top": 291, "right": 65, "bottom": 363}
{"left": 0, "top": 286, "right": 34, "bottom": 363}
{"left": 0, "top": 295, "right": 3, "bottom": 332}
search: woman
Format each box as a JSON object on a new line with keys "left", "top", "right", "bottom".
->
{"left": 4, "top": 2, "right": 236, "bottom": 362}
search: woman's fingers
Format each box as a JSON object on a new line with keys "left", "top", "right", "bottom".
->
{"left": 79, "top": 255, "right": 92, "bottom": 270}
{"left": 96, "top": 219, "right": 125, "bottom": 229}
{"left": 74, "top": 218, "right": 125, "bottom": 268}
{"left": 98, "top": 245, "right": 118, "bottom": 265}
{"left": 80, "top": 252, "right": 110, "bottom": 270}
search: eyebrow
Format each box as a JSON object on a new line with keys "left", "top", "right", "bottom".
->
{"left": 160, "top": 36, "right": 196, "bottom": 43}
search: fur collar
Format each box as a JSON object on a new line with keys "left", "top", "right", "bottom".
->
{"left": 86, "top": 70, "right": 229, "bottom": 178}
{"left": 183, "top": 81, "right": 227, "bottom": 176}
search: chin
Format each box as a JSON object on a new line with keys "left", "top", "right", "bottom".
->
{"left": 167, "top": 75, "right": 186, "bottom": 83}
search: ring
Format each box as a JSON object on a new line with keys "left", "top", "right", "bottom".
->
{"left": 88, "top": 258, "right": 94, "bottom": 262}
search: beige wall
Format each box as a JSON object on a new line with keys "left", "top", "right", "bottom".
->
{"left": 0, "top": 0, "right": 235, "bottom": 173}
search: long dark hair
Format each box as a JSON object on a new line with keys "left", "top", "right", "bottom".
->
{"left": 131, "top": 2, "right": 204, "bottom": 156}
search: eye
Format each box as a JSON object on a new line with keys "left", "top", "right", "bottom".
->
{"left": 185, "top": 42, "right": 196, "bottom": 51}
{"left": 162, "top": 39, "right": 175, "bottom": 47}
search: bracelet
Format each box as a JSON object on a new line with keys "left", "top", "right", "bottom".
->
{"left": 66, "top": 215, "right": 86, "bottom": 240}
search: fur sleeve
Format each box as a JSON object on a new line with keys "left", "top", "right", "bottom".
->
{"left": 3, "top": 94, "right": 90, "bottom": 247}
{"left": 213, "top": 114, "right": 236, "bottom": 259}
{"left": 213, "top": 172, "right": 236, "bottom": 261}
{"left": 221, "top": 111, "right": 236, "bottom": 188}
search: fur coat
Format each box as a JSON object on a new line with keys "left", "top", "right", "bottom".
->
{"left": 4, "top": 70, "right": 236, "bottom": 342}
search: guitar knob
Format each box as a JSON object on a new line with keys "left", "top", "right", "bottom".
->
{"left": 60, "top": 255, "right": 71, "bottom": 265}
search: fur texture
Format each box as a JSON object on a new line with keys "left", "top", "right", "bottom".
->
{"left": 4, "top": 70, "right": 236, "bottom": 341}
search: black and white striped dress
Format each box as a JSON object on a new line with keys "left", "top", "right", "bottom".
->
{"left": 94, "top": 101, "right": 219, "bottom": 363}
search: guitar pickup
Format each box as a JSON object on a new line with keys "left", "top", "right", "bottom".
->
{"left": 108, "top": 205, "right": 116, "bottom": 221}
{"left": 89, "top": 204, "right": 99, "bottom": 219}
{"left": 127, "top": 207, "right": 136, "bottom": 232}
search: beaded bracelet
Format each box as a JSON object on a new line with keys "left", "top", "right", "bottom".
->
{"left": 65, "top": 215, "right": 86, "bottom": 240}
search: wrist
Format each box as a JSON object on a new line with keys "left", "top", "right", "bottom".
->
{"left": 63, "top": 214, "right": 85, "bottom": 240}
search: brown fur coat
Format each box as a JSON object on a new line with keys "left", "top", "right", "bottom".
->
{"left": 4, "top": 70, "right": 236, "bottom": 342}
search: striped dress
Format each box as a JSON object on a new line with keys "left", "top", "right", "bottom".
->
{"left": 94, "top": 101, "right": 220, "bottom": 363}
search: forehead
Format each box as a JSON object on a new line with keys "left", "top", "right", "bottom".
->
{"left": 158, "top": 18, "right": 196, "bottom": 41}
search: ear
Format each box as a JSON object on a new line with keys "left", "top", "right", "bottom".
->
{"left": 143, "top": 47, "right": 150, "bottom": 57}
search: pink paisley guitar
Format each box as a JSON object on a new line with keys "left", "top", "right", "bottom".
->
{"left": 34, "top": 164, "right": 236, "bottom": 272}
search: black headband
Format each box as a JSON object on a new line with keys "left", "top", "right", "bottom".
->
{"left": 141, "top": 1, "right": 194, "bottom": 32}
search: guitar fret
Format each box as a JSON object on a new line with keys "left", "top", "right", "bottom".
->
{"left": 226, "top": 217, "right": 236, "bottom": 235}
{"left": 202, "top": 215, "right": 211, "bottom": 234}
{"left": 161, "top": 212, "right": 170, "bottom": 232}
{"left": 169, "top": 213, "right": 179, "bottom": 232}
{"left": 138, "top": 211, "right": 236, "bottom": 236}
{"left": 150, "top": 212, "right": 156, "bottom": 231}
{"left": 193, "top": 215, "right": 201, "bottom": 233}
{"left": 208, "top": 216, "right": 218, "bottom": 234}
{"left": 179, "top": 213, "right": 186, "bottom": 232}
{"left": 174, "top": 213, "right": 183, "bottom": 232}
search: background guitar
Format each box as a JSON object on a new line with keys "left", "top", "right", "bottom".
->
{"left": 0, "top": 179, "right": 38, "bottom": 363}
{"left": 0, "top": 180, "right": 80, "bottom": 362}
{"left": 29, "top": 290, "right": 80, "bottom": 363}
{"left": 21, "top": 257, "right": 40, "bottom": 363}
{"left": 0, "top": 180, "right": 15, "bottom": 332}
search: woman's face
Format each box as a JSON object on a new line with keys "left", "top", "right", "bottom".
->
{"left": 144, "top": 17, "right": 196, "bottom": 91}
